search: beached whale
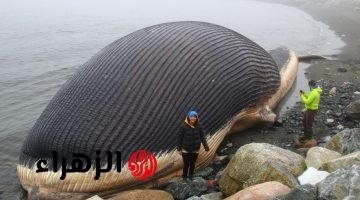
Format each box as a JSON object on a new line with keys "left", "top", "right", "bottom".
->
{"left": 17, "top": 21, "right": 298, "bottom": 199}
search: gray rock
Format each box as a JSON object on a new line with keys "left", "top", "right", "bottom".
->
{"left": 200, "top": 192, "right": 223, "bottom": 200}
{"left": 214, "top": 155, "right": 229, "bottom": 166}
{"left": 337, "top": 67, "right": 347, "bottom": 72}
{"left": 335, "top": 112, "right": 342, "bottom": 117}
{"left": 337, "top": 125, "right": 344, "bottom": 130}
{"left": 320, "top": 136, "right": 332, "bottom": 144}
{"left": 192, "top": 177, "right": 209, "bottom": 193}
{"left": 320, "top": 151, "right": 360, "bottom": 172}
{"left": 185, "top": 196, "right": 202, "bottom": 200}
{"left": 294, "top": 148, "right": 309, "bottom": 157}
{"left": 87, "top": 195, "right": 103, "bottom": 200}
{"left": 220, "top": 147, "right": 228, "bottom": 154}
{"left": 329, "top": 87, "right": 336, "bottom": 96}
{"left": 194, "top": 167, "right": 214, "bottom": 178}
{"left": 325, "top": 128, "right": 360, "bottom": 154}
{"left": 219, "top": 143, "right": 305, "bottom": 196}
{"left": 274, "top": 184, "right": 317, "bottom": 200}
{"left": 165, "top": 177, "right": 209, "bottom": 200}
{"left": 326, "top": 110, "right": 333, "bottom": 115}
{"left": 326, "top": 119, "right": 334, "bottom": 125}
{"left": 340, "top": 93, "right": 348, "bottom": 99}
{"left": 305, "top": 147, "right": 341, "bottom": 169}
{"left": 342, "top": 128, "right": 360, "bottom": 154}
{"left": 317, "top": 165, "right": 360, "bottom": 200}
{"left": 215, "top": 170, "right": 224, "bottom": 182}
{"left": 346, "top": 100, "right": 360, "bottom": 120}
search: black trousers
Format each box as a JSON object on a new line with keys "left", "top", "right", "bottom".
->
{"left": 182, "top": 152, "right": 198, "bottom": 178}
{"left": 302, "top": 109, "right": 318, "bottom": 140}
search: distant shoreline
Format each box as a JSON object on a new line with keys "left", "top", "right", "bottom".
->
{"left": 258, "top": 0, "right": 360, "bottom": 60}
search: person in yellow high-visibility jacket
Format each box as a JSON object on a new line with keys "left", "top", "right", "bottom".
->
{"left": 299, "top": 80, "right": 323, "bottom": 142}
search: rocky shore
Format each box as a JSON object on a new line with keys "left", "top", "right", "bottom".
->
{"left": 91, "top": 129, "right": 359, "bottom": 200}
{"left": 88, "top": 73, "right": 360, "bottom": 200}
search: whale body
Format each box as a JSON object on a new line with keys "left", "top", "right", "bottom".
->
{"left": 17, "top": 21, "right": 298, "bottom": 199}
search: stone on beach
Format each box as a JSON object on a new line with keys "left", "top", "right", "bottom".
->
{"left": 320, "top": 151, "right": 360, "bottom": 172}
{"left": 345, "top": 100, "right": 360, "bottom": 120}
{"left": 329, "top": 87, "right": 337, "bottom": 95}
{"left": 219, "top": 143, "right": 305, "bottom": 196}
{"left": 325, "top": 128, "right": 360, "bottom": 154}
{"left": 87, "top": 195, "right": 103, "bottom": 200}
{"left": 297, "top": 167, "right": 329, "bottom": 185}
{"left": 194, "top": 167, "right": 214, "bottom": 178}
{"left": 165, "top": 177, "right": 209, "bottom": 200}
{"left": 317, "top": 165, "right": 360, "bottom": 200}
{"left": 107, "top": 189, "right": 174, "bottom": 200}
{"left": 223, "top": 181, "right": 290, "bottom": 200}
{"left": 200, "top": 192, "right": 223, "bottom": 200}
{"left": 305, "top": 147, "right": 341, "bottom": 169}
{"left": 273, "top": 184, "right": 317, "bottom": 200}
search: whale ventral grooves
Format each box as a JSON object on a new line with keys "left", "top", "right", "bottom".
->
{"left": 19, "top": 21, "right": 281, "bottom": 169}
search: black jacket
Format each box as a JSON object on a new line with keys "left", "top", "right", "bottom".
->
{"left": 177, "top": 121, "right": 210, "bottom": 152}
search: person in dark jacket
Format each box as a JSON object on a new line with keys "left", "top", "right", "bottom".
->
{"left": 177, "top": 110, "right": 210, "bottom": 179}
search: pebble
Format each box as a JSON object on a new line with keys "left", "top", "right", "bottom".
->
{"left": 329, "top": 87, "right": 337, "bottom": 95}
{"left": 214, "top": 155, "right": 228, "bottom": 166}
{"left": 337, "top": 125, "right": 344, "bottom": 130}
{"left": 87, "top": 195, "right": 103, "bottom": 200}
{"left": 342, "top": 82, "right": 351, "bottom": 87}
{"left": 340, "top": 94, "right": 348, "bottom": 99}
{"left": 226, "top": 143, "right": 233, "bottom": 148}
{"left": 200, "top": 192, "right": 223, "bottom": 200}
{"left": 320, "top": 136, "right": 332, "bottom": 143}
{"left": 186, "top": 196, "right": 202, "bottom": 200}
{"left": 215, "top": 170, "right": 224, "bottom": 182}
{"left": 327, "top": 119, "right": 335, "bottom": 124}
{"left": 337, "top": 67, "right": 347, "bottom": 72}
{"left": 220, "top": 148, "right": 228, "bottom": 154}
{"left": 195, "top": 167, "right": 214, "bottom": 178}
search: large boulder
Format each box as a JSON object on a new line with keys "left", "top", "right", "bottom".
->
{"left": 325, "top": 128, "right": 360, "bottom": 154}
{"left": 305, "top": 147, "right": 341, "bottom": 169}
{"left": 224, "top": 181, "right": 290, "bottom": 200}
{"left": 165, "top": 177, "right": 209, "bottom": 200}
{"left": 273, "top": 184, "right": 317, "bottom": 200}
{"left": 320, "top": 151, "right": 360, "bottom": 172}
{"left": 107, "top": 189, "right": 174, "bottom": 200}
{"left": 317, "top": 164, "right": 360, "bottom": 200}
{"left": 219, "top": 143, "right": 305, "bottom": 196}
{"left": 345, "top": 100, "right": 360, "bottom": 120}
